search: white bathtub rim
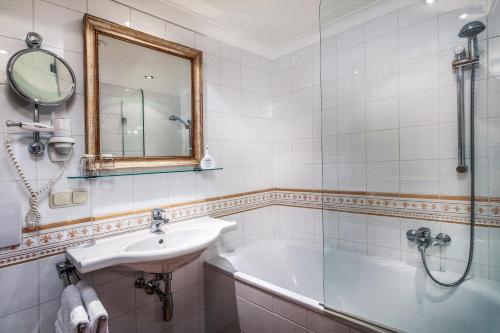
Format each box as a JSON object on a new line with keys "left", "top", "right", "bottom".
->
{"left": 204, "top": 260, "right": 397, "bottom": 333}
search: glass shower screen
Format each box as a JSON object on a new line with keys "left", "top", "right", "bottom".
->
{"left": 319, "top": 0, "right": 500, "bottom": 332}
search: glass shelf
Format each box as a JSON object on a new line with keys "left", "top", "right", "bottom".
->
{"left": 67, "top": 167, "right": 223, "bottom": 179}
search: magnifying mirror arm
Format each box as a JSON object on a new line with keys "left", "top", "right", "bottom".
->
{"left": 28, "top": 104, "right": 45, "bottom": 155}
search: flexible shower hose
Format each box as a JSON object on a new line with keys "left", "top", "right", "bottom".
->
{"left": 419, "top": 66, "right": 476, "bottom": 287}
{"left": 3, "top": 126, "right": 66, "bottom": 227}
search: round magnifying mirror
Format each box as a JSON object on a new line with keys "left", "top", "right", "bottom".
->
{"left": 7, "top": 47, "right": 76, "bottom": 106}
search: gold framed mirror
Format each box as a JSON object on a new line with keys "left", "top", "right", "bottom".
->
{"left": 83, "top": 15, "right": 203, "bottom": 169}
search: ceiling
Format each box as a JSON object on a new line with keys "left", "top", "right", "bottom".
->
{"left": 159, "top": 0, "right": 380, "bottom": 48}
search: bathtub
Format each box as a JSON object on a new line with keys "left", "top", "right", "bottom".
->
{"left": 206, "top": 238, "right": 500, "bottom": 333}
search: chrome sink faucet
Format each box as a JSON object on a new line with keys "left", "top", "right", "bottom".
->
{"left": 151, "top": 208, "right": 169, "bottom": 233}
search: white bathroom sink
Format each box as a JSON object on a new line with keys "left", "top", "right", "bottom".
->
{"left": 66, "top": 216, "right": 236, "bottom": 273}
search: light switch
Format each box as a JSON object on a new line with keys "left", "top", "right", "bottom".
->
{"left": 72, "top": 191, "right": 88, "bottom": 204}
{"left": 50, "top": 189, "right": 88, "bottom": 208}
{"left": 53, "top": 191, "right": 72, "bottom": 206}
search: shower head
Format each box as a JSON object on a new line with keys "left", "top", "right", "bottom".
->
{"left": 168, "top": 114, "right": 191, "bottom": 129}
{"left": 458, "top": 21, "right": 485, "bottom": 59}
{"left": 458, "top": 21, "right": 486, "bottom": 38}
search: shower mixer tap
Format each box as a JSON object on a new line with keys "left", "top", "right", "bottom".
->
{"left": 406, "top": 228, "right": 451, "bottom": 252}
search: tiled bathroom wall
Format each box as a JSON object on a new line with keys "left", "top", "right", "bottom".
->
{"left": 267, "top": 0, "right": 500, "bottom": 281}
{"left": 0, "top": 0, "right": 274, "bottom": 332}
{"left": 0, "top": 250, "right": 204, "bottom": 333}
{"left": 0, "top": 0, "right": 274, "bottom": 225}
{"left": 271, "top": 0, "right": 500, "bottom": 198}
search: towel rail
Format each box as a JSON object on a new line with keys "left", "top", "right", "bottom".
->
{"left": 56, "top": 259, "right": 107, "bottom": 333}
{"left": 56, "top": 260, "right": 80, "bottom": 285}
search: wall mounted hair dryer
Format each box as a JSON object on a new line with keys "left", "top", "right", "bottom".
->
{"left": 6, "top": 115, "right": 75, "bottom": 162}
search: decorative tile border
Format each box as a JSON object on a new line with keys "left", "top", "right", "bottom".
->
{"left": 1, "top": 188, "right": 498, "bottom": 268}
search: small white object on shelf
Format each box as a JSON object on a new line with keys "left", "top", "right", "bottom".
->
{"left": 200, "top": 145, "right": 215, "bottom": 169}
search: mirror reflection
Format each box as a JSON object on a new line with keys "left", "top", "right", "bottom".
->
{"left": 98, "top": 35, "right": 192, "bottom": 157}
{"left": 9, "top": 50, "right": 75, "bottom": 104}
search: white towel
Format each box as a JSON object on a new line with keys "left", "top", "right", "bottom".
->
{"left": 55, "top": 285, "right": 90, "bottom": 333}
{"left": 77, "top": 281, "right": 109, "bottom": 333}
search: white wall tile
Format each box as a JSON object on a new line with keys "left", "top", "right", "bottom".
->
{"left": 400, "top": 125, "right": 439, "bottom": 160}
{"left": 241, "top": 51, "right": 260, "bottom": 69}
{"left": 220, "top": 43, "right": 241, "bottom": 63}
{"left": 337, "top": 25, "right": 364, "bottom": 50}
{"left": 95, "top": 276, "right": 136, "bottom": 319}
{"left": 488, "top": 77, "right": 500, "bottom": 117}
{"left": 400, "top": 89, "right": 439, "bottom": 127}
{"left": 220, "top": 59, "right": 241, "bottom": 89}
{"left": 0, "top": 0, "right": 33, "bottom": 40}
{"left": 338, "top": 162, "right": 366, "bottom": 191}
{"left": 400, "top": 159, "right": 440, "bottom": 194}
{"left": 337, "top": 104, "right": 365, "bottom": 134}
{"left": 108, "top": 311, "right": 136, "bottom": 333}
{"left": 366, "top": 129, "right": 399, "bottom": 162}
{"left": 366, "top": 65, "right": 399, "bottom": 100}
{"left": 38, "top": 254, "right": 65, "bottom": 304}
{"left": 165, "top": 22, "right": 195, "bottom": 47}
{"left": 292, "top": 62, "right": 313, "bottom": 90}
{"left": 399, "top": 18, "right": 438, "bottom": 61}
{"left": 489, "top": 1, "right": 500, "bottom": 38}
{"left": 322, "top": 162, "right": 338, "bottom": 190}
{"left": 0, "top": 260, "right": 38, "bottom": 317}
{"left": 321, "top": 80, "right": 337, "bottom": 109}
{"left": 367, "top": 215, "right": 401, "bottom": 249}
{"left": 338, "top": 133, "right": 366, "bottom": 163}
{"left": 367, "top": 161, "right": 399, "bottom": 193}
{"left": 220, "top": 86, "right": 241, "bottom": 114}
{"left": 88, "top": 0, "right": 131, "bottom": 27}
{"left": 39, "top": 299, "right": 60, "bottom": 333}
{"left": 241, "top": 65, "right": 260, "bottom": 93}
{"left": 365, "top": 32, "right": 398, "bottom": 72}
{"left": 399, "top": 52, "right": 439, "bottom": 94}
{"left": 439, "top": 158, "right": 470, "bottom": 195}
{"left": 490, "top": 227, "right": 500, "bottom": 268}
{"left": 441, "top": 222, "right": 489, "bottom": 265}
{"left": 365, "top": 11, "right": 398, "bottom": 41}
{"left": 133, "top": 173, "right": 169, "bottom": 210}
{"left": 337, "top": 44, "right": 365, "bottom": 78}
{"left": 489, "top": 117, "right": 500, "bottom": 158}
{"left": 398, "top": 1, "right": 437, "bottom": 29}
{"left": 131, "top": 10, "right": 166, "bottom": 38}
{"left": 35, "top": 0, "right": 83, "bottom": 53}
{"left": 489, "top": 157, "right": 500, "bottom": 196}
{"left": 339, "top": 212, "right": 367, "bottom": 243}
{"left": 272, "top": 70, "right": 292, "bottom": 96}
{"left": 195, "top": 34, "right": 219, "bottom": 55}
{"left": 0, "top": 306, "right": 38, "bottom": 333}
{"left": 290, "top": 46, "right": 312, "bottom": 67}
{"left": 337, "top": 75, "right": 365, "bottom": 107}
{"left": 366, "top": 96, "right": 399, "bottom": 131}
{"left": 90, "top": 176, "right": 134, "bottom": 216}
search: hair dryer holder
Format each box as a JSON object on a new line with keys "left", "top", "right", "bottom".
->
{"left": 6, "top": 106, "right": 74, "bottom": 161}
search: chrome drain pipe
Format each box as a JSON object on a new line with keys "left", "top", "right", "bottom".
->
{"left": 135, "top": 272, "right": 174, "bottom": 321}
